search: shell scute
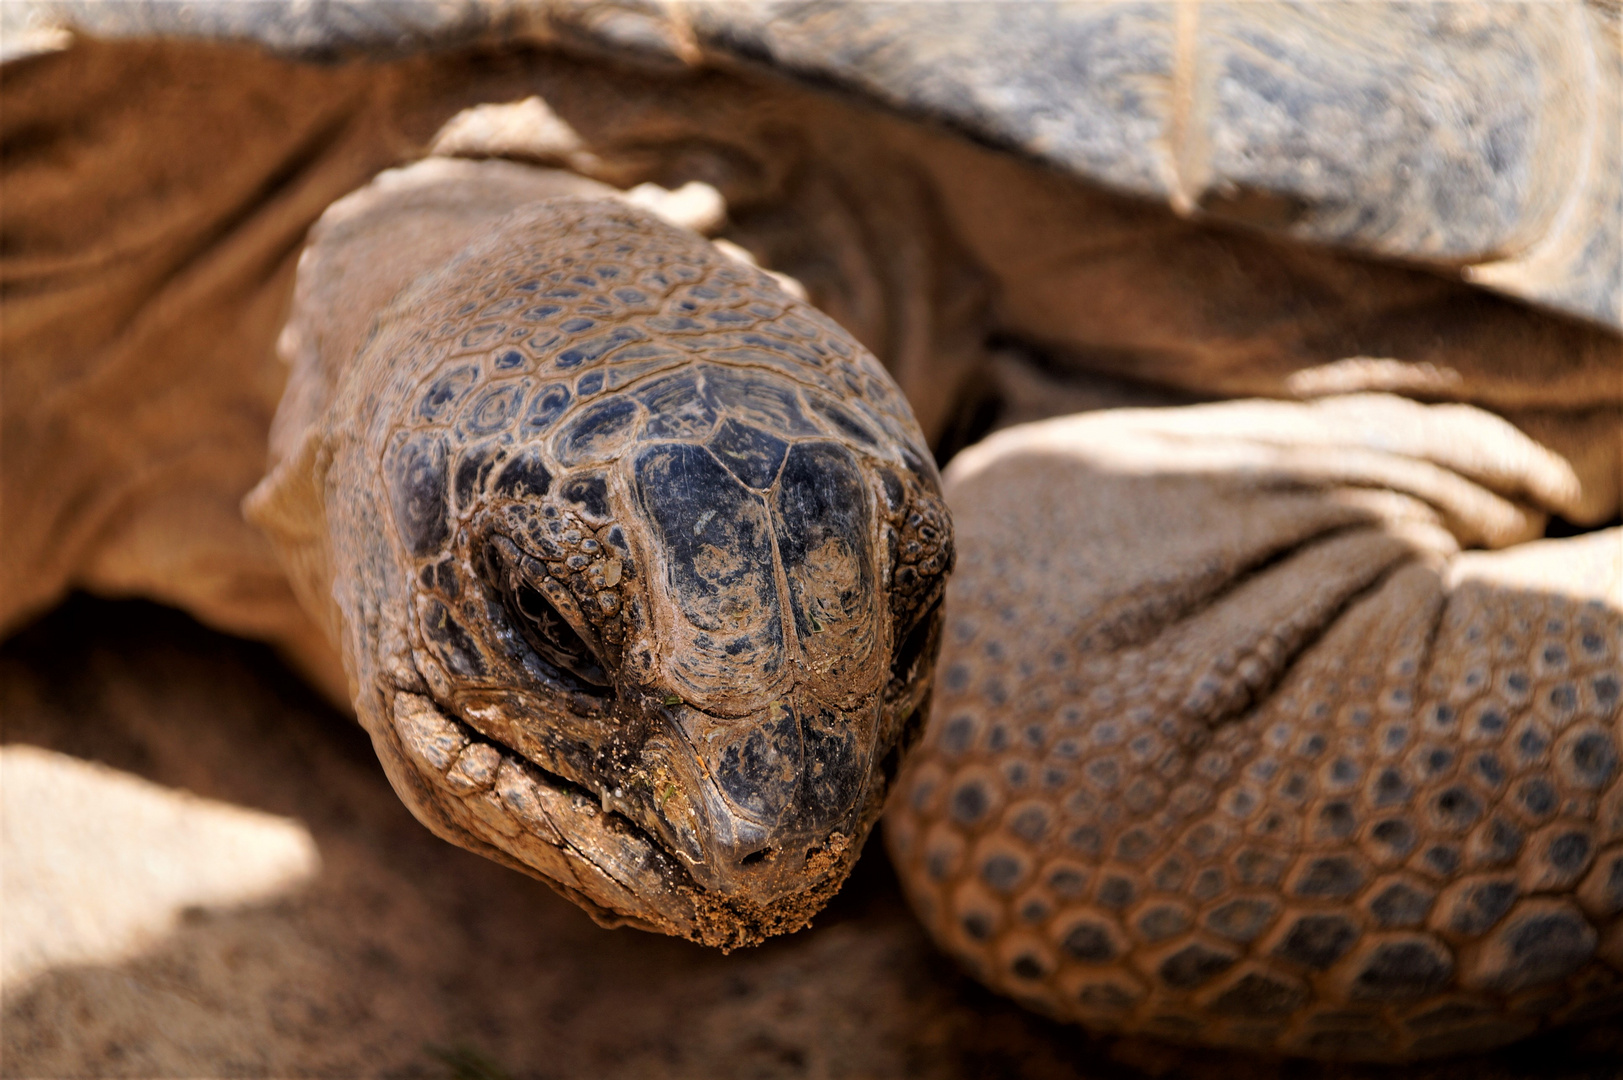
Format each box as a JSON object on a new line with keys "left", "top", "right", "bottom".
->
{"left": 801, "top": 704, "right": 869, "bottom": 818}
{"left": 457, "top": 323, "right": 509, "bottom": 351}
{"left": 773, "top": 441, "right": 879, "bottom": 689}
{"left": 490, "top": 447, "right": 551, "bottom": 502}
{"left": 706, "top": 419, "right": 789, "bottom": 491}
{"left": 555, "top": 325, "right": 648, "bottom": 368}
{"left": 386, "top": 431, "right": 451, "bottom": 557}
{"left": 633, "top": 441, "right": 787, "bottom": 696}
{"left": 558, "top": 474, "right": 612, "bottom": 523}
{"left": 805, "top": 392, "right": 880, "bottom": 449}
{"left": 732, "top": 330, "right": 828, "bottom": 370}
{"left": 459, "top": 380, "right": 530, "bottom": 438}
{"left": 417, "top": 364, "right": 480, "bottom": 421}
{"left": 481, "top": 293, "right": 527, "bottom": 313}
{"left": 646, "top": 314, "right": 709, "bottom": 333}
{"left": 451, "top": 440, "right": 504, "bottom": 514}
{"left": 601, "top": 351, "right": 688, "bottom": 392}
{"left": 521, "top": 383, "right": 572, "bottom": 434}
{"left": 700, "top": 365, "right": 820, "bottom": 438}
{"left": 715, "top": 703, "right": 801, "bottom": 820}
{"left": 555, "top": 396, "right": 642, "bottom": 466}
{"left": 638, "top": 370, "right": 718, "bottom": 440}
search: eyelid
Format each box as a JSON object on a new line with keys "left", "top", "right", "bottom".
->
{"left": 484, "top": 533, "right": 612, "bottom": 688}
{"left": 512, "top": 578, "right": 608, "bottom": 682}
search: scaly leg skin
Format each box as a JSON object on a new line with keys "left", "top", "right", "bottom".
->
{"left": 886, "top": 395, "right": 1621, "bottom": 1061}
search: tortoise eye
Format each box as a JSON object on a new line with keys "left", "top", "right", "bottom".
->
{"left": 482, "top": 534, "right": 611, "bottom": 689}
{"left": 509, "top": 578, "right": 611, "bottom": 688}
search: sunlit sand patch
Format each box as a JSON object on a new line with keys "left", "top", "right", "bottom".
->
{"left": 1, "top": 745, "right": 320, "bottom": 990}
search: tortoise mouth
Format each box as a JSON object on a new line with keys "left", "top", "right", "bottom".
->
{"left": 385, "top": 678, "right": 692, "bottom": 920}
{"left": 447, "top": 700, "right": 656, "bottom": 835}
{"left": 388, "top": 675, "right": 869, "bottom": 946}
{"left": 433, "top": 687, "right": 676, "bottom": 848}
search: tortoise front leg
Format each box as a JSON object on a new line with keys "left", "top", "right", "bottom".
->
{"left": 886, "top": 393, "right": 1620, "bottom": 1061}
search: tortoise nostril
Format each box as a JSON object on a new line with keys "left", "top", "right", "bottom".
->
{"left": 739, "top": 845, "right": 777, "bottom": 868}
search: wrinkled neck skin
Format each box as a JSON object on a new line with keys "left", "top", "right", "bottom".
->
{"left": 249, "top": 161, "right": 952, "bottom": 947}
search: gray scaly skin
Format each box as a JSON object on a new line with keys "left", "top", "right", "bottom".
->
{"left": 250, "top": 182, "right": 951, "bottom": 948}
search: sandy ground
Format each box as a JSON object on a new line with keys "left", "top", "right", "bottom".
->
{"left": 3, "top": 596, "right": 1620, "bottom": 1079}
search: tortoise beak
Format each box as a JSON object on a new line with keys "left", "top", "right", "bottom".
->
{"left": 638, "top": 692, "right": 880, "bottom": 903}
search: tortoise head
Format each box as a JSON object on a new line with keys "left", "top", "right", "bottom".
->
{"left": 329, "top": 201, "right": 951, "bottom": 945}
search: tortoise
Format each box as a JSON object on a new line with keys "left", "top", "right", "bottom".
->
{"left": 3, "top": 0, "right": 1620, "bottom": 1063}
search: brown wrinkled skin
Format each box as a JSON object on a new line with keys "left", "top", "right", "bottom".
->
{"left": 2, "top": 28, "right": 1619, "bottom": 1063}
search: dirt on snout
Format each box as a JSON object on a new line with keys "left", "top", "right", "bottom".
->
{"left": 3, "top": 596, "right": 1619, "bottom": 1080}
